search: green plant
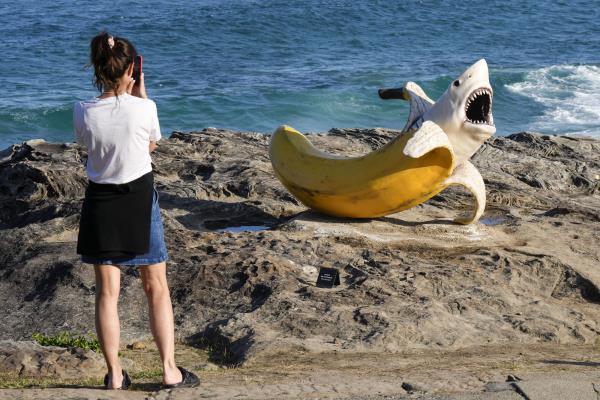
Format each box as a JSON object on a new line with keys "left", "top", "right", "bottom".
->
{"left": 130, "top": 369, "right": 163, "bottom": 380}
{"left": 0, "top": 373, "right": 101, "bottom": 389}
{"left": 32, "top": 331, "right": 101, "bottom": 352}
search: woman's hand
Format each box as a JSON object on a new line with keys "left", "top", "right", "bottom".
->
{"left": 126, "top": 77, "right": 136, "bottom": 95}
{"left": 149, "top": 141, "right": 157, "bottom": 153}
{"left": 131, "top": 73, "right": 148, "bottom": 99}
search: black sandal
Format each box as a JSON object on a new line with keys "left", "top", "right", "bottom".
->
{"left": 103, "top": 370, "right": 131, "bottom": 390}
{"left": 162, "top": 367, "right": 200, "bottom": 389}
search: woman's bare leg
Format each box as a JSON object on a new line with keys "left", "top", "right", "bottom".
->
{"left": 94, "top": 264, "right": 123, "bottom": 389}
{"left": 139, "top": 262, "right": 182, "bottom": 385}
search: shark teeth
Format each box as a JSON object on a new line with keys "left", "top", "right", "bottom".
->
{"left": 465, "top": 88, "right": 494, "bottom": 126}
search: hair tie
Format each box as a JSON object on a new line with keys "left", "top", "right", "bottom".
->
{"left": 107, "top": 36, "right": 115, "bottom": 49}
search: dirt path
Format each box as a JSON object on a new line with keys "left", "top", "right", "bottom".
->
{"left": 2, "top": 343, "right": 600, "bottom": 399}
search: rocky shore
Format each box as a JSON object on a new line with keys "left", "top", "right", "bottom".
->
{"left": 0, "top": 128, "right": 599, "bottom": 397}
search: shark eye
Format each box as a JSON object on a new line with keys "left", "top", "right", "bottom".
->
{"left": 453, "top": 80, "right": 460, "bottom": 87}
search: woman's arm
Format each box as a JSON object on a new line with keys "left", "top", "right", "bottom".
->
{"left": 129, "top": 70, "right": 159, "bottom": 153}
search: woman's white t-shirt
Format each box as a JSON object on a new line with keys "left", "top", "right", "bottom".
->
{"left": 73, "top": 93, "right": 161, "bottom": 184}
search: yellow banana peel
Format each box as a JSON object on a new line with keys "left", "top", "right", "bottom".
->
{"left": 269, "top": 122, "right": 455, "bottom": 218}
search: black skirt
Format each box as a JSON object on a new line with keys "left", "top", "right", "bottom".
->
{"left": 77, "top": 172, "right": 154, "bottom": 259}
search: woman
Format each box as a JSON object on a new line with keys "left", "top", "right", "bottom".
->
{"left": 73, "top": 32, "right": 199, "bottom": 390}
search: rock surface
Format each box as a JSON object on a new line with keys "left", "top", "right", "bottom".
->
{"left": 0, "top": 128, "right": 599, "bottom": 366}
{"left": 0, "top": 340, "right": 105, "bottom": 379}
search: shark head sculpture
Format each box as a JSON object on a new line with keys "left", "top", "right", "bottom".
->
{"left": 380, "top": 59, "right": 496, "bottom": 164}
{"left": 424, "top": 59, "right": 496, "bottom": 163}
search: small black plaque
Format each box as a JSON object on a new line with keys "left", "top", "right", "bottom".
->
{"left": 316, "top": 267, "right": 340, "bottom": 288}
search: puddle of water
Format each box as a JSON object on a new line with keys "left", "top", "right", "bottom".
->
{"left": 216, "top": 225, "right": 270, "bottom": 233}
{"left": 480, "top": 216, "right": 508, "bottom": 226}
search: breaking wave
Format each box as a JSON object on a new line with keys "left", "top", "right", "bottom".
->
{"left": 506, "top": 65, "right": 600, "bottom": 137}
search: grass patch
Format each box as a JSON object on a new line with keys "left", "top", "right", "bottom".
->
{"left": 32, "top": 331, "right": 101, "bottom": 352}
{"left": 129, "top": 368, "right": 164, "bottom": 380}
{"left": 0, "top": 373, "right": 101, "bottom": 389}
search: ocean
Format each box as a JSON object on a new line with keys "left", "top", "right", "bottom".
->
{"left": 1, "top": 0, "right": 600, "bottom": 149}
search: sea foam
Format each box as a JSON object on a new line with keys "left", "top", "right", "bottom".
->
{"left": 506, "top": 65, "right": 600, "bottom": 137}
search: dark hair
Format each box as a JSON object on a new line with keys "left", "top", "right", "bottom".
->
{"left": 90, "top": 32, "right": 137, "bottom": 95}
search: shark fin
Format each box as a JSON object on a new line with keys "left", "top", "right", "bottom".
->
{"left": 403, "top": 121, "right": 452, "bottom": 159}
{"left": 401, "top": 81, "right": 435, "bottom": 133}
{"left": 443, "top": 161, "right": 486, "bottom": 224}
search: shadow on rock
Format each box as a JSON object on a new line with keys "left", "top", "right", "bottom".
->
{"left": 187, "top": 321, "right": 255, "bottom": 366}
{"left": 24, "top": 261, "right": 76, "bottom": 302}
{"left": 159, "top": 192, "right": 288, "bottom": 231}
{"left": 541, "top": 359, "right": 600, "bottom": 367}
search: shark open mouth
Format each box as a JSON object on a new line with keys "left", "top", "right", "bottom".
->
{"left": 465, "top": 88, "right": 493, "bottom": 125}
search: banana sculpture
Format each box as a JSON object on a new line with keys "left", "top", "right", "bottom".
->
{"left": 269, "top": 59, "right": 496, "bottom": 224}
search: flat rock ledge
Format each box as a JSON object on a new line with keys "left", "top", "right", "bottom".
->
{"left": 0, "top": 128, "right": 599, "bottom": 366}
{"left": 0, "top": 340, "right": 105, "bottom": 379}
